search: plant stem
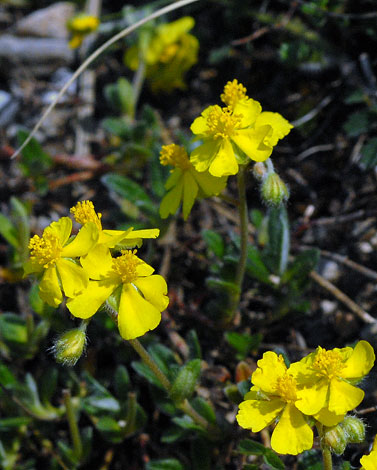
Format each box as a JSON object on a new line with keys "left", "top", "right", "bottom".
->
{"left": 132, "top": 59, "right": 146, "bottom": 117}
{"left": 128, "top": 339, "right": 215, "bottom": 433}
{"left": 228, "top": 164, "right": 249, "bottom": 320}
{"left": 63, "top": 389, "right": 82, "bottom": 460}
{"left": 128, "top": 338, "right": 172, "bottom": 391}
{"left": 123, "top": 392, "right": 137, "bottom": 436}
{"left": 322, "top": 447, "right": 333, "bottom": 470}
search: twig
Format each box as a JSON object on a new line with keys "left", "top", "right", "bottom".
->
{"left": 296, "top": 144, "right": 334, "bottom": 161}
{"left": 309, "top": 270, "right": 376, "bottom": 324}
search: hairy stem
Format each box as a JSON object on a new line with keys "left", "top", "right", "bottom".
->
{"left": 63, "top": 389, "right": 82, "bottom": 460}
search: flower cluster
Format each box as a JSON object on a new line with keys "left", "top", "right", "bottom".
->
{"left": 190, "top": 79, "right": 293, "bottom": 177}
{"left": 124, "top": 16, "right": 199, "bottom": 93}
{"left": 24, "top": 201, "right": 168, "bottom": 340}
{"left": 236, "top": 341, "right": 375, "bottom": 455}
{"left": 159, "top": 80, "right": 293, "bottom": 219}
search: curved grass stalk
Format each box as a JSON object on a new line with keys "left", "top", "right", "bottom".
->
{"left": 11, "top": 0, "right": 200, "bottom": 159}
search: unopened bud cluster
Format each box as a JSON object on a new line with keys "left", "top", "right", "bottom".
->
{"left": 322, "top": 415, "right": 365, "bottom": 456}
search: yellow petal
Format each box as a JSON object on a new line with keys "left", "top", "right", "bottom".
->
{"left": 56, "top": 258, "right": 89, "bottom": 298}
{"left": 252, "top": 351, "right": 287, "bottom": 394}
{"left": 360, "top": 450, "right": 377, "bottom": 470}
{"left": 99, "top": 227, "right": 133, "bottom": 248}
{"left": 66, "top": 278, "right": 118, "bottom": 319}
{"left": 48, "top": 217, "right": 72, "bottom": 246}
{"left": 190, "top": 106, "right": 213, "bottom": 135}
{"left": 118, "top": 284, "right": 162, "bottom": 339}
{"left": 133, "top": 274, "right": 169, "bottom": 311}
{"left": 233, "top": 98, "right": 261, "bottom": 127}
{"left": 295, "top": 378, "right": 328, "bottom": 415}
{"left": 190, "top": 140, "right": 220, "bottom": 173}
{"left": 193, "top": 168, "right": 227, "bottom": 197}
{"left": 313, "top": 407, "right": 345, "bottom": 426}
{"left": 342, "top": 340, "right": 375, "bottom": 380}
{"left": 255, "top": 112, "right": 293, "bottom": 146}
{"left": 232, "top": 126, "right": 273, "bottom": 162}
{"left": 328, "top": 378, "right": 364, "bottom": 414}
{"left": 182, "top": 171, "right": 198, "bottom": 219}
{"left": 271, "top": 403, "right": 313, "bottom": 455}
{"left": 136, "top": 260, "right": 155, "bottom": 277}
{"left": 80, "top": 244, "right": 115, "bottom": 280}
{"left": 62, "top": 222, "right": 98, "bottom": 258}
{"left": 39, "top": 266, "right": 63, "bottom": 307}
{"left": 236, "top": 398, "right": 284, "bottom": 432}
{"left": 208, "top": 139, "right": 238, "bottom": 177}
{"left": 159, "top": 177, "right": 184, "bottom": 219}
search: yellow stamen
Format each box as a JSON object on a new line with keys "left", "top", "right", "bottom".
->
{"left": 70, "top": 200, "right": 102, "bottom": 230}
{"left": 221, "top": 79, "right": 248, "bottom": 108}
{"left": 275, "top": 373, "right": 298, "bottom": 403}
{"left": 29, "top": 230, "right": 63, "bottom": 268}
{"left": 312, "top": 347, "right": 346, "bottom": 379}
{"left": 160, "top": 43, "right": 179, "bottom": 63}
{"left": 159, "top": 144, "right": 191, "bottom": 170}
{"left": 206, "top": 106, "right": 241, "bottom": 139}
{"left": 112, "top": 250, "right": 142, "bottom": 284}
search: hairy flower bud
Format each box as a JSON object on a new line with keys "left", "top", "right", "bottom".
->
{"left": 322, "top": 424, "right": 347, "bottom": 456}
{"left": 53, "top": 328, "right": 87, "bottom": 366}
{"left": 261, "top": 172, "right": 289, "bottom": 206}
{"left": 252, "top": 162, "right": 267, "bottom": 181}
{"left": 341, "top": 415, "right": 366, "bottom": 444}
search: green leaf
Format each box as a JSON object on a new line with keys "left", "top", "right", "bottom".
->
{"left": 246, "top": 245, "right": 271, "bottom": 284}
{"left": 202, "top": 229, "right": 225, "bottom": 258}
{"left": 264, "top": 449, "right": 285, "bottom": 470}
{"left": 238, "top": 439, "right": 266, "bottom": 456}
{"left": 0, "top": 215, "right": 18, "bottom": 248}
{"left": 191, "top": 397, "right": 216, "bottom": 424}
{"left": 0, "top": 417, "right": 32, "bottom": 431}
{"left": 264, "top": 206, "right": 290, "bottom": 276}
{"left": 131, "top": 361, "right": 166, "bottom": 389}
{"left": 237, "top": 380, "right": 251, "bottom": 398}
{"left": 114, "top": 365, "right": 130, "bottom": 399}
{"left": 102, "top": 117, "right": 131, "bottom": 139}
{"left": 360, "top": 137, "right": 377, "bottom": 169}
{"left": 101, "top": 173, "right": 156, "bottom": 216}
{"left": 95, "top": 416, "right": 124, "bottom": 444}
{"left": 146, "top": 459, "right": 184, "bottom": 470}
{"left": 282, "top": 248, "right": 319, "bottom": 287}
{"left": 17, "top": 129, "right": 53, "bottom": 177}
{"left": 206, "top": 278, "right": 239, "bottom": 295}
{"left": 161, "top": 425, "right": 188, "bottom": 443}
{"left": 117, "top": 77, "right": 135, "bottom": 116}
{"left": 186, "top": 329, "right": 202, "bottom": 360}
{"left": 225, "top": 331, "right": 262, "bottom": 360}
{"left": 343, "top": 111, "right": 370, "bottom": 137}
{"left": 148, "top": 343, "right": 179, "bottom": 379}
{"left": 170, "top": 359, "right": 201, "bottom": 403}
{"left": 0, "top": 313, "right": 28, "bottom": 345}
{"left": 172, "top": 416, "right": 204, "bottom": 433}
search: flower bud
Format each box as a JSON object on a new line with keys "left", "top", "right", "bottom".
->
{"left": 341, "top": 415, "right": 365, "bottom": 444}
{"left": 53, "top": 328, "right": 86, "bottom": 366}
{"left": 322, "top": 424, "right": 347, "bottom": 456}
{"left": 261, "top": 172, "right": 289, "bottom": 206}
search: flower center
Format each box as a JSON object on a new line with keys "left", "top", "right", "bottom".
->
{"left": 312, "top": 347, "right": 346, "bottom": 379}
{"left": 275, "top": 373, "right": 298, "bottom": 403}
{"left": 221, "top": 79, "right": 248, "bottom": 108}
{"left": 29, "top": 231, "right": 63, "bottom": 268}
{"left": 112, "top": 250, "right": 142, "bottom": 284}
{"left": 206, "top": 106, "right": 241, "bottom": 139}
{"left": 70, "top": 200, "right": 102, "bottom": 230}
{"left": 159, "top": 144, "right": 191, "bottom": 170}
{"left": 160, "top": 43, "right": 179, "bottom": 63}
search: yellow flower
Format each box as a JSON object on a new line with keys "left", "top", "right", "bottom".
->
{"left": 124, "top": 17, "right": 198, "bottom": 93}
{"left": 236, "top": 351, "right": 313, "bottom": 455}
{"left": 190, "top": 80, "right": 293, "bottom": 177}
{"left": 360, "top": 438, "right": 377, "bottom": 470}
{"left": 290, "top": 341, "right": 375, "bottom": 426}
{"left": 24, "top": 217, "right": 99, "bottom": 307}
{"left": 159, "top": 144, "right": 227, "bottom": 220}
{"left": 70, "top": 200, "right": 159, "bottom": 249}
{"left": 66, "top": 247, "right": 169, "bottom": 340}
{"left": 67, "top": 14, "right": 99, "bottom": 49}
